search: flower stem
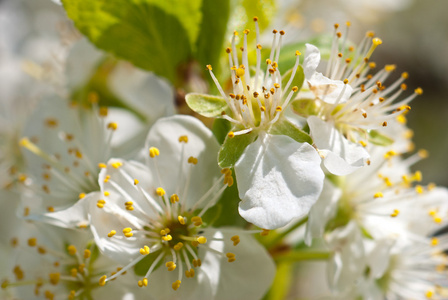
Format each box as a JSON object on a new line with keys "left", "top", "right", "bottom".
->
{"left": 274, "top": 250, "right": 331, "bottom": 262}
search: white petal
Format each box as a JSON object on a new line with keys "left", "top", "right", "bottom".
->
{"left": 366, "top": 238, "right": 395, "bottom": 279}
{"left": 37, "top": 192, "right": 100, "bottom": 228}
{"left": 307, "top": 73, "right": 353, "bottom": 104}
{"left": 305, "top": 179, "right": 342, "bottom": 245}
{"left": 200, "top": 229, "right": 276, "bottom": 300}
{"left": 326, "top": 222, "right": 366, "bottom": 293}
{"left": 303, "top": 44, "right": 321, "bottom": 79}
{"left": 235, "top": 134, "right": 324, "bottom": 229}
{"left": 145, "top": 115, "right": 221, "bottom": 210}
{"left": 308, "top": 116, "right": 369, "bottom": 175}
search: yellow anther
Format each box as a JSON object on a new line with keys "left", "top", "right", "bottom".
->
{"left": 295, "top": 50, "right": 301, "bottom": 56}
{"left": 178, "top": 135, "right": 188, "bottom": 143}
{"left": 137, "top": 280, "right": 143, "bottom": 287}
{"left": 45, "top": 118, "right": 59, "bottom": 128}
{"left": 192, "top": 259, "right": 202, "bottom": 267}
{"left": 134, "top": 179, "right": 139, "bottom": 185}
{"left": 162, "top": 235, "right": 172, "bottom": 241}
{"left": 104, "top": 191, "right": 110, "bottom": 196}
{"left": 47, "top": 206, "right": 54, "bottom": 212}
{"left": 124, "top": 232, "right": 133, "bottom": 238}
{"left": 96, "top": 199, "right": 106, "bottom": 208}
{"left": 160, "top": 228, "right": 170, "bottom": 235}
{"left": 166, "top": 261, "right": 177, "bottom": 271}
{"left": 188, "top": 156, "right": 198, "bottom": 165}
{"left": 374, "top": 192, "right": 383, "bottom": 198}
{"left": 226, "top": 253, "right": 236, "bottom": 262}
{"left": 38, "top": 246, "right": 47, "bottom": 254}
{"left": 49, "top": 273, "right": 60, "bottom": 285}
{"left": 99, "top": 275, "right": 107, "bottom": 286}
{"left": 274, "top": 83, "right": 280, "bottom": 89}
{"left": 224, "top": 175, "right": 234, "bottom": 187}
{"left": 231, "top": 235, "right": 240, "bottom": 246}
{"left": 191, "top": 240, "right": 199, "bottom": 247}
{"left": 1, "top": 280, "right": 9, "bottom": 289}
{"left": 369, "top": 62, "right": 376, "bottom": 69}
{"left": 143, "top": 278, "right": 148, "bottom": 286}
{"left": 79, "top": 193, "right": 86, "bottom": 199}
{"left": 191, "top": 216, "right": 203, "bottom": 226}
{"left": 226, "top": 47, "right": 231, "bottom": 53}
{"left": 384, "top": 64, "right": 396, "bottom": 72}
{"left": 397, "top": 115, "right": 406, "bottom": 124}
{"left": 197, "top": 236, "right": 207, "bottom": 244}
{"left": 172, "top": 280, "right": 181, "bottom": 291}
{"left": 149, "top": 147, "right": 160, "bottom": 158}
{"left": 275, "top": 106, "right": 282, "bottom": 112}
{"left": 292, "top": 86, "right": 299, "bottom": 92}
{"left": 111, "top": 161, "right": 122, "bottom": 169}
{"left": 416, "top": 185, "right": 424, "bottom": 194}
{"left": 178, "top": 215, "right": 186, "bottom": 225}
{"left": 185, "top": 268, "right": 195, "bottom": 278}
{"left": 107, "top": 122, "right": 118, "bottom": 131}
{"left": 70, "top": 268, "right": 78, "bottom": 277}
{"left": 390, "top": 209, "right": 400, "bottom": 217}
{"left": 108, "top": 230, "right": 116, "bottom": 237}
{"left": 415, "top": 87, "right": 423, "bottom": 95}
{"left": 266, "top": 58, "right": 272, "bottom": 65}
{"left": 400, "top": 83, "right": 407, "bottom": 90}
{"left": 98, "top": 163, "right": 107, "bottom": 168}
{"left": 401, "top": 72, "right": 409, "bottom": 79}
{"left": 170, "top": 194, "right": 180, "bottom": 204}
{"left": 428, "top": 183, "right": 436, "bottom": 191}
{"left": 431, "top": 238, "right": 439, "bottom": 246}
{"left": 139, "top": 245, "right": 150, "bottom": 255}
{"left": 174, "top": 242, "right": 184, "bottom": 251}
{"left": 359, "top": 141, "right": 367, "bottom": 147}
{"left": 434, "top": 216, "right": 443, "bottom": 224}
{"left": 67, "top": 245, "right": 77, "bottom": 255}
{"left": 236, "top": 68, "right": 245, "bottom": 78}
{"left": 228, "top": 131, "right": 235, "bottom": 138}
{"left": 123, "top": 227, "right": 132, "bottom": 234}
{"left": 384, "top": 150, "right": 397, "bottom": 159}
{"left": 413, "top": 171, "right": 422, "bottom": 182}
{"left": 261, "top": 229, "right": 270, "bottom": 236}
{"left": 418, "top": 149, "right": 429, "bottom": 158}
{"left": 125, "top": 201, "right": 133, "bottom": 206}
{"left": 84, "top": 249, "right": 91, "bottom": 259}
{"left": 343, "top": 78, "right": 349, "bottom": 84}
{"left": 372, "top": 37, "right": 382, "bottom": 46}
{"left": 28, "top": 238, "right": 37, "bottom": 247}
{"left": 253, "top": 16, "right": 259, "bottom": 21}
{"left": 260, "top": 106, "right": 266, "bottom": 111}
{"left": 243, "top": 29, "right": 250, "bottom": 35}
{"left": 382, "top": 121, "right": 388, "bottom": 127}
{"left": 206, "top": 64, "right": 212, "bottom": 70}
{"left": 426, "top": 290, "right": 434, "bottom": 299}
{"left": 156, "top": 187, "right": 166, "bottom": 196}
{"left": 99, "top": 106, "right": 108, "bottom": 117}
{"left": 429, "top": 210, "right": 437, "bottom": 217}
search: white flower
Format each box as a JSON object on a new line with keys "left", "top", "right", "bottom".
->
{"left": 296, "top": 26, "right": 423, "bottom": 175}
{"left": 89, "top": 115, "right": 275, "bottom": 299}
{"left": 1, "top": 223, "right": 140, "bottom": 300}
{"left": 18, "top": 96, "right": 117, "bottom": 228}
{"left": 187, "top": 18, "right": 325, "bottom": 229}
{"left": 306, "top": 149, "right": 447, "bottom": 245}
{"left": 366, "top": 233, "right": 448, "bottom": 300}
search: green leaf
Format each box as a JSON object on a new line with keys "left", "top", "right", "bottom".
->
{"left": 185, "top": 93, "right": 229, "bottom": 118}
{"left": 212, "top": 118, "right": 232, "bottom": 145}
{"left": 368, "top": 130, "right": 394, "bottom": 146}
{"left": 281, "top": 64, "right": 304, "bottom": 92}
{"left": 268, "top": 117, "right": 312, "bottom": 144}
{"left": 62, "top": 0, "right": 203, "bottom": 84}
{"left": 195, "top": 0, "right": 230, "bottom": 80}
{"left": 218, "top": 129, "right": 258, "bottom": 168}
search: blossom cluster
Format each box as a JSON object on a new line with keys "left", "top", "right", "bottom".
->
{"left": 1, "top": 3, "right": 447, "bottom": 300}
